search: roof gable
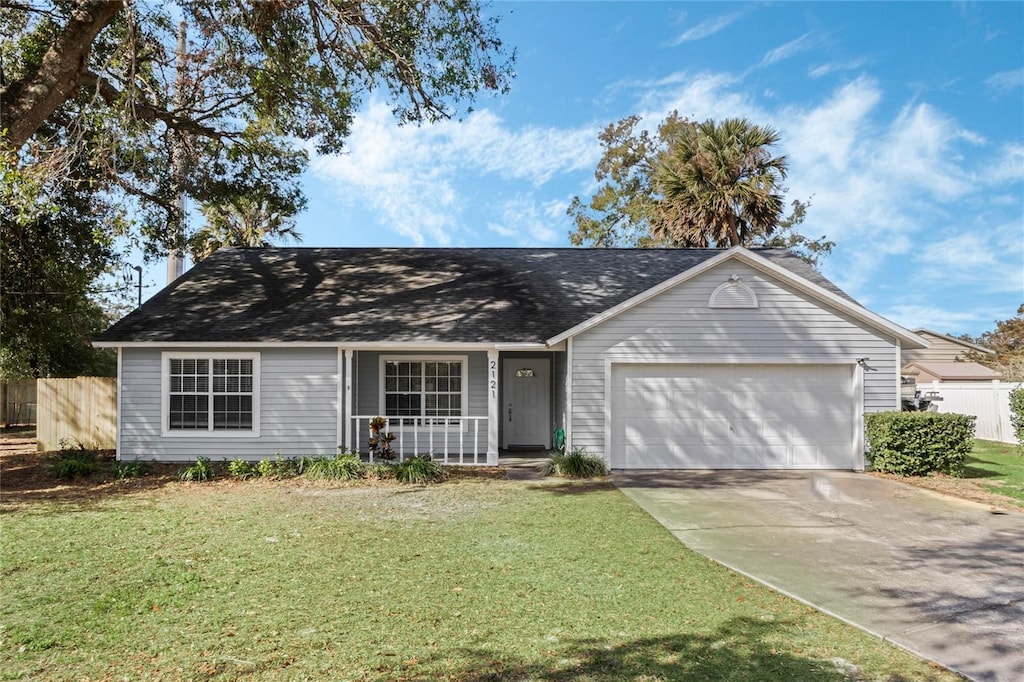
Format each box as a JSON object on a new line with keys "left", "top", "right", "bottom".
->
{"left": 913, "top": 329, "right": 995, "bottom": 355}
{"left": 547, "top": 247, "right": 928, "bottom": 349}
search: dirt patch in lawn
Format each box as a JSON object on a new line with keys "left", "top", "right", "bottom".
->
{"left": 0, "top": 429, "right": 182, "bottom": 510}
{"left": 869, "top": 470, "right": 1024, "bottom": 512}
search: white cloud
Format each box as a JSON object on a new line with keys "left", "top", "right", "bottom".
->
{"left": 808, "top": 59, "right": 869, "bottom": 79}
{"left": 985, "top": 143, "right": 1024, "bottom": 184}
{"left": 880, "top": 303, "right": 998, "bottom": 335}
{"left": 986, "top": 68, "right": 1024, "bottom": 94}
{"left": 763, "top": 32, "right": 818, "bottom": 66}
{"left": 488, "top": 196, "right": 563, "bottom": 245}
{"left": 310, "top": 101, "right": 599, "bottom": 245}
{"left": 670, "top": 11, "right": 744, "bottom": 45}
{"left": 782, "top": 76, "right": 881, "bottom": 172}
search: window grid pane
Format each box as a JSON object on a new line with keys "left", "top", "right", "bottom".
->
{"left": 385, "top": 359, "right": 462, "bottom": 419}
{"left": 169, "top": 357, "right": 254, "bottom": 431}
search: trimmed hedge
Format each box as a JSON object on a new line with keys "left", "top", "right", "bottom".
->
{"left": 1010, "top": 387, "right": 1024, "bottom": 449}
{"left": 864, "top": 411, "right": 975, "bottom": 477}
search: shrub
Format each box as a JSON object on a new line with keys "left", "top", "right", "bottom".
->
{"left": 115, "top": 461, "right": 150, "bottom": 481}
{"left": 179, "top": 456, "right": 214, "bottom": 482}
{"left": 228, "top": 458, "right": 257, "bottom": 480}
{"left": 304, "top": 454, "right": 367, "bottom": 481}
{"left": 864, "top": 411, "right": 975, "bottom": 477}
{"left": 540, "top": 448, "right": 608, "bottom": 478}
{"left": 51, "top": 439, "right": 99, "bottom": 479}
{"left": 393, "top": 455, "right": 445, "bottom": 484}
{"left": 255, "top": 456, "right": 299, "bottom": 480}
{"left": 1010, "top": 387, "right": 1024, "bottom": 450}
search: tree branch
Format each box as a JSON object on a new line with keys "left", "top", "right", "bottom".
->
{"left": 0, "top": 0, "right": 124, "bottom": 150}
{"left": 79, "top": 71, "right": 227, "bottom": 141}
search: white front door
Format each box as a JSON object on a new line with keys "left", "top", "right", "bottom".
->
{"left": 503, "top": 358, "right": 551, "bottom": 448}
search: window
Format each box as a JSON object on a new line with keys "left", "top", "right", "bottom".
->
{"left": 381, "top": 357, "right": 465, "bottom": 422}
{"left": 163, "top": 353, "right": 259, "bottom": 436}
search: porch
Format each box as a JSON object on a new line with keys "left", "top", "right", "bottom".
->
{"left": 339, "top": 348, "right": 564, "bottom": 465}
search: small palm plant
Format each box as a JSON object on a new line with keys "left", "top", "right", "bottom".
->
{"left": 368, "top": 416, "right": 397, "bottom": 461}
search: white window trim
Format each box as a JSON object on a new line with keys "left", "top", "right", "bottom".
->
{"left": 377, "top": 354, "right": 469, "bottom": 427}
{"left": 161, "top": 351, "right": 261, "bottom": 438}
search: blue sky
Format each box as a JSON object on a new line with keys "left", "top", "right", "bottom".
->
{"left": 158, "top": 2, "right": 1024, "bottom": 337}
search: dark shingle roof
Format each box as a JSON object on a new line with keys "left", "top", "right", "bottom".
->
{"left": 96, "top": 247, "right": 853, "bottom": 344}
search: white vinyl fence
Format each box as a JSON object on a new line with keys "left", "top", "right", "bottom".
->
{"left": 927, "top": 380, "right": 1018, "bottom": 444}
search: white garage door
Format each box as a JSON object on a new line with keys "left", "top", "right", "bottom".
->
{"left": 610, "top": 364, "right": 855, "bottom": 469}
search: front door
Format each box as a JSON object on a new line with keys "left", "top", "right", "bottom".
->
{"left": 503, "top": 358, "right": 551, "bottom": 449}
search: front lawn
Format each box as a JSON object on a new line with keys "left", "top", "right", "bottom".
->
{"left": 1, "top": 477, "right": 955, "bottom": 680}
{"left": 964, "top": 439, "right": 1024, "bottom": 504}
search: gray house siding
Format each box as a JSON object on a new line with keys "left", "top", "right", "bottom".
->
{"left": 569, "top": 261, "right": 900, "bottom": 459}
{"left": 120, "top": 347, "right": 339, "bottom": 461}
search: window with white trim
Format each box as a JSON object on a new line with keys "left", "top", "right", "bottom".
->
{"left": 382, "top": 358, "right": 464, "bottom": 422}
{"left": 165, "top": 354, "right": 258, "bottom": 433}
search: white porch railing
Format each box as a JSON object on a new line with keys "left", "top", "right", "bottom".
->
{"left": 349, "top": 415, "right": 490, "bottom": 465}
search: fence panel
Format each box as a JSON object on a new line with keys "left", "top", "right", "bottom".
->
{"left": 1, "top": 378, "right": 37, "bottom": 425}
{"left": 36, "top": 377, "right": 117, "bottom": 451}
{"left": 930, "top": 380, "right": 1017, "bottom": 444}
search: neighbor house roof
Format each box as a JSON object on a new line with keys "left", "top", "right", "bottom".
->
{"left": 912, "top": 329, "right": 995, "bottom": 355}
{"left": 901, "top": 361, "right": 1002, "bottom": 381}
{"left": 95, "top": 247, "right": 879, "bottom": 345}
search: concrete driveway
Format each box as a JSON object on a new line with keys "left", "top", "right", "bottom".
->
{"left": 613, "top": 470, "right": 1024, "bottom": 682}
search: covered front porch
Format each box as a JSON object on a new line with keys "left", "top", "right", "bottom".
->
{"left": 338, "top": 347, "right": 565, "bottom": 465}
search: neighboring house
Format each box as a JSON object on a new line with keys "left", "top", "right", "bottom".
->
{"left": 901, "top": 328, "right": 1000, "bottom": 388}
{"left": 95, "top": 246, "right": 927, "bottom": 470}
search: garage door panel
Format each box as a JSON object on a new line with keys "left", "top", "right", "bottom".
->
{"left": 611, "top": 364, "right": 855, "bottom": 470}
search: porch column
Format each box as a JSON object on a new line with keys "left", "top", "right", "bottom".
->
{"left": 344, "top": 349, "right": 354, "bottom": 451}
{"left": 487, "top": 349, "right": 499, "bottom": 465}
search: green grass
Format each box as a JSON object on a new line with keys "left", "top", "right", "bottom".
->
{"left": 964, "top": 439, "right": 1024, "bottom": 503}
{"left": 1, "top": 479, "right": 955, "bottom": 681}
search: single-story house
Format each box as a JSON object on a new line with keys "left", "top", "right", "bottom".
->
{"left": 95, "top": 246, "right": 928, "bottom": 470}
{"left": 900, "top": 328, "right": 1000, "bottom": 387}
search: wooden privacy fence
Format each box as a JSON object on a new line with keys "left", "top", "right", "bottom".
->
{"left": 930, "top": 380, "right": 1017, "bottom": 444}
{"left": 37, "top": 377, "right": 117, "bottom": 452}
{"left": 1, "top": 378, "right": 37, "bottom": 425}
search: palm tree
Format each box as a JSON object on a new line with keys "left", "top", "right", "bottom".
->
{"left": 651, "top": 118, "right": 788, "bottom": 248}
{"left": 188, "top": 195, "right": 302, "bottom": 261}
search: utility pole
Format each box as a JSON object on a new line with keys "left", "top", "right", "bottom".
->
{"left": 167, "top": 19, "right": 187, "bottom": 284}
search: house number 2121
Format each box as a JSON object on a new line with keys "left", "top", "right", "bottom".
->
{"left": 489, "top": 360, "right": 497, "bottom": 398}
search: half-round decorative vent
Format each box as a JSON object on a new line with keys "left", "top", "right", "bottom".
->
{"left": 709, "top": 275, "right": 758, "bottom": 309}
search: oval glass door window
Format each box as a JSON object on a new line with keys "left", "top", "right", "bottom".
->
{"left": 515, "top": 368, "right": 535, "bottom": 378}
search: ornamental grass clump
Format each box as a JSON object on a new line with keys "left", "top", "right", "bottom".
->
{"left": 393, "top": 455, "right": 445, "bottom": 484}
{"left": 541, "top": 448, "right": 608, "bottom": 478}
{"left": 304, "top": 453, "right": 367, "bottom": 481}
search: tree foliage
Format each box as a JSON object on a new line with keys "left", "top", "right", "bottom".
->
{"left": 568, "top": 112, "right": 834, "bottom": 266}
{"left": 0, "top": 0, "right": 513, "bottom": 375}
{"left": 189, "top": 195, "right": 302, "bottom": 261}
{"left": 963, "top": 304, "right": 1024, "bottom": 381}
{"left": 0, "top": 158, "right": 116, "bottom": 377}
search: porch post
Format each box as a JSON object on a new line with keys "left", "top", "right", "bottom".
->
{"left": 487, "top": 349, "right": 499, "bottom": 465}
{"left": 344, "top": 349, "right": 354, "bottom": 451}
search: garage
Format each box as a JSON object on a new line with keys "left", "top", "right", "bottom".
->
{"left": 609, "top": 363, "right": 857, "bottom": 469}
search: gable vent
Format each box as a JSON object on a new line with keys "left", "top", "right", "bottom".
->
{"left": 709, "top": 275, "right": 758, "bottom": 309}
